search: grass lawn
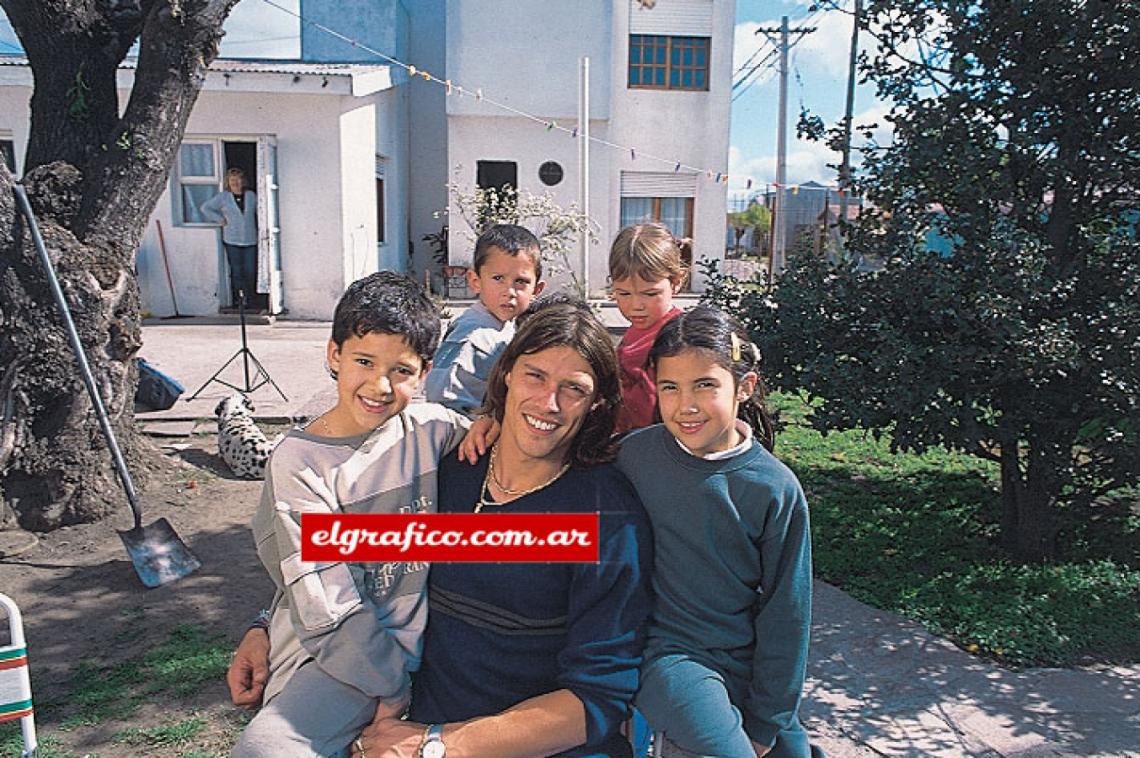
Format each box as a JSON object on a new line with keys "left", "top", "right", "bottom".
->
{"left": 771, "top": 391, "right": 1140, "bottom": 668}
{"left": 1, "top": 624, "right": 247, "bottom": 757}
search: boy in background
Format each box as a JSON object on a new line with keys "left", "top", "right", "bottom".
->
{"left": 424, "top": 224, "right": 545, "bottom": 417}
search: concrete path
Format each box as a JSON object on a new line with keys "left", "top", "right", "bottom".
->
{"left": 138, "top": 317, "right": 1140, "bottom": 758}
{"left": 804, "top": 583, "right": 1137, "bottom": 757}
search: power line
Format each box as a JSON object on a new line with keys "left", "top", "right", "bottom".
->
{"left": 732, "top": 37, "right": 773, "bottom": 79}
{"left": 256, "top": 0, "right": 737, "bottom": 184}
{"left": 733, "top": 2, "right": 826, "bottom": 103}
{"left": 731, "top": 47, "right": 780, "bottom": 102}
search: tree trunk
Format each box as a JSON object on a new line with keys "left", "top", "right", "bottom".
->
{"left": 998, "top": 430, "right": 1062, "bottom": 563}
{"left": 0, "top": 162, "right": 144, "bottom": 529}
{"left": 0, "top": 0, "right": 237, "bottom": 531}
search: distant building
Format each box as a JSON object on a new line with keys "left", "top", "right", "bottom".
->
{"left": 761, "top": 181, "right": 864, "bottom": 257}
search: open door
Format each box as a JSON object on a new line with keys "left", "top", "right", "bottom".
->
{"left": 257, "top": 135, "right": 283, "bottom": 314}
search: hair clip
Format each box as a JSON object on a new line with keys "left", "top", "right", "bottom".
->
{"left": 730, "top": 332, "right": 743, "bottom": 363}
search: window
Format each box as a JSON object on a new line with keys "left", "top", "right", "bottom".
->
{"left": 1, "top": 139, "right": 15, "bottom": 173}
{"left": 621, "top": 196, "right": 695, "bottom": 290}
{"left": 476, "top": 160, "right": 519, "bottom": 226}
{"left": 620, "top": 197, "right": 694, "bottom": 238}
{"left": 476, "top": 160, "right": 517, "bottom": 194}
{"left": 629, "top": 35, "right": 709, "bottom": 90}
{"left": 174, "top": 141, "right": 220, "bottom": 225}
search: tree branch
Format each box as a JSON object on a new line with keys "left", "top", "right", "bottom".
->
{"left": 73, "top": 0, "right": 239, "bottom": 246}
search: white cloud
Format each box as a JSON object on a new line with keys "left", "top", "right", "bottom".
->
{"left": 794, "top": 6, "right": 859, "bottom": 79}
{"left": 728, "top": 138, "right": 842, "bottom": 191}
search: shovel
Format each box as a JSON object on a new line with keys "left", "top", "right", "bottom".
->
{"left": 13, "top": 184, "right": 201, "bottom": 588}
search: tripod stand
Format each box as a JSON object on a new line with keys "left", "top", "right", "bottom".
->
{"left": 187, "top": 290, "right": 288, "bottom": 401}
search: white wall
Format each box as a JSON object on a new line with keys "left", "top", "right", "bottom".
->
{"left": 1, "top": 63, "right": 400, "bottom": 320}
{"left": 446, "top": 0, "right": 612, "bottom": 123}
{"left": 608, "top": 0, "right": 736, "bottom": 291}
{"left": 443, "top": 0, "right": 615, "bottom": 296}
{"left": 446, "top": 115, "right": 612, "bottom": 295}
{"left": 438, "top": 0, "right": 734, "bottom": 296}
{"left": 376, "top": 83, "right": 409, "bottom": 275}
{"left": 339, "top": 100, "right": 379, "bottom": 291}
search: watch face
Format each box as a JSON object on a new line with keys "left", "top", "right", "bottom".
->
{"left": 422, "top": 741, "right": 446, "bottom": 758}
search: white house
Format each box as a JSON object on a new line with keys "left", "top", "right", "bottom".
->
{"left": 1, "top": 0, "right": 735, "bottom": 313}
{"left": 441, "top": 0, "right": 736, "bottom": 294}
{"left": 0, "top": 0, "right": 412, "bottom": 320}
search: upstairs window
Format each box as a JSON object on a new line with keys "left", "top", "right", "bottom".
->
{"left": 629, "top": 35, "right": 709, "bottom": 91}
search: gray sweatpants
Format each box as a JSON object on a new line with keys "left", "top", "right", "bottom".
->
{"left": 230, "top": 657, "right": 376, "bottom": 758}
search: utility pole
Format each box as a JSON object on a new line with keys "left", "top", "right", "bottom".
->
{"left": 839, "top": 0, "right": 862, "bottom": 235}
{"left": 757, "top": 16, "right": 815, "bottom": 280}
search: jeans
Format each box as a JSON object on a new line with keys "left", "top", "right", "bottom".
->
{"left": 636, "top": 653, "right": 814, "bottom": 758}
{"left": 224, "top": 243, "right": 257, "bottom": 307}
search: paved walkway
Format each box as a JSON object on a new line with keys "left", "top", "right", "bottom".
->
{"left": 138, "top": 316, "right": 1139, "bottom": 758}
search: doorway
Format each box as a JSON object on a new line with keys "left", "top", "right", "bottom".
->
{"left": 222, "top": 141, "right": 268, "bottom": 311}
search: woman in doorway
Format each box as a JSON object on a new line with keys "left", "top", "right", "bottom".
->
{"left": 201, "top": 167, "right": 258, "bottom": 309}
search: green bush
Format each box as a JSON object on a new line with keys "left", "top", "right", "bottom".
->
{"left": 772, "top": 392, "right": 1139, "bottom": 667}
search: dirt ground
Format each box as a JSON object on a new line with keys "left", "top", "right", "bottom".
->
{"left": 0, "top": 428, "right": 274, "bottom": 757}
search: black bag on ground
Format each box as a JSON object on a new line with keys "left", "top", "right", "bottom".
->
{"left": 135, "top": 358, "right": 184, "bottom": 410}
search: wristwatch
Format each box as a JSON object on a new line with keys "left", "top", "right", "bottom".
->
{"left": 419, "top": 723, "right": 445, "bottom": 758}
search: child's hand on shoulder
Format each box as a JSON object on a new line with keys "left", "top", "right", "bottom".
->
{"left": 458, "top": 416, "right": 500, "bottom": 463}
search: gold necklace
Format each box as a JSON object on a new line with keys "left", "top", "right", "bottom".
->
{"left": 318, "top": 413, "right": 335, "bottom": 436}
{"left": 474, "top": 445, "right": 571, "bottom": 513}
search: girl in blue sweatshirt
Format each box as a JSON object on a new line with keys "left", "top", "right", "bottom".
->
{"left": 616, "top": 305, "right": 815, "bottom": 758}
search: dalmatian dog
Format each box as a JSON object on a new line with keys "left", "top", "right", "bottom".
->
{"left": 214, "top": 393, "right": 282, "bottom": 480}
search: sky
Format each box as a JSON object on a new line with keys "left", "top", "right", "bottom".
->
{"left": 0, "top": 0, "right": 889, "bottom": 204}
{"left": 730, "top": 0, "right": 892, "bottom": 204}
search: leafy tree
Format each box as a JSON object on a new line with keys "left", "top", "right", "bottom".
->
{"left": 711, "top": 0, "right": 1140, "bottom": 561}
{"left": 0, "top": 1, "right": 239, "bottom": 529}
{"left": 728, "top": 202, "right": 771, "bottom": 256}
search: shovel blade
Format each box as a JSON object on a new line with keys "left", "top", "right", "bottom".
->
{"left": 118, "top": 519, "right": 201, "bottom": 588}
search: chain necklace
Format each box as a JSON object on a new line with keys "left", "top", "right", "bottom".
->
{"left": 318, "top": 414, "right": 335, "bottom": 436}
{"left": 474, "top": 444, "right": 571, "bottom": 513}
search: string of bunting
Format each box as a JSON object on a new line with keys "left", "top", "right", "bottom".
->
{"left": 257, "top": 0, "right": 800, "bottom": 191}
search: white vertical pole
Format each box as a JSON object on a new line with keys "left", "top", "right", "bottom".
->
{"left": 578, "top": 55, "right": 590, "bottom": 298}
{"left": 839, "top": 0, "right": 862, "bottom": 230}
{"left": 773, "top": 15, "right": 789, "bottom": 277}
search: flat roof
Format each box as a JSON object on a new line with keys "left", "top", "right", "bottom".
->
{"left": 0, "top": 55, "right": 394, "bottom": 96}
